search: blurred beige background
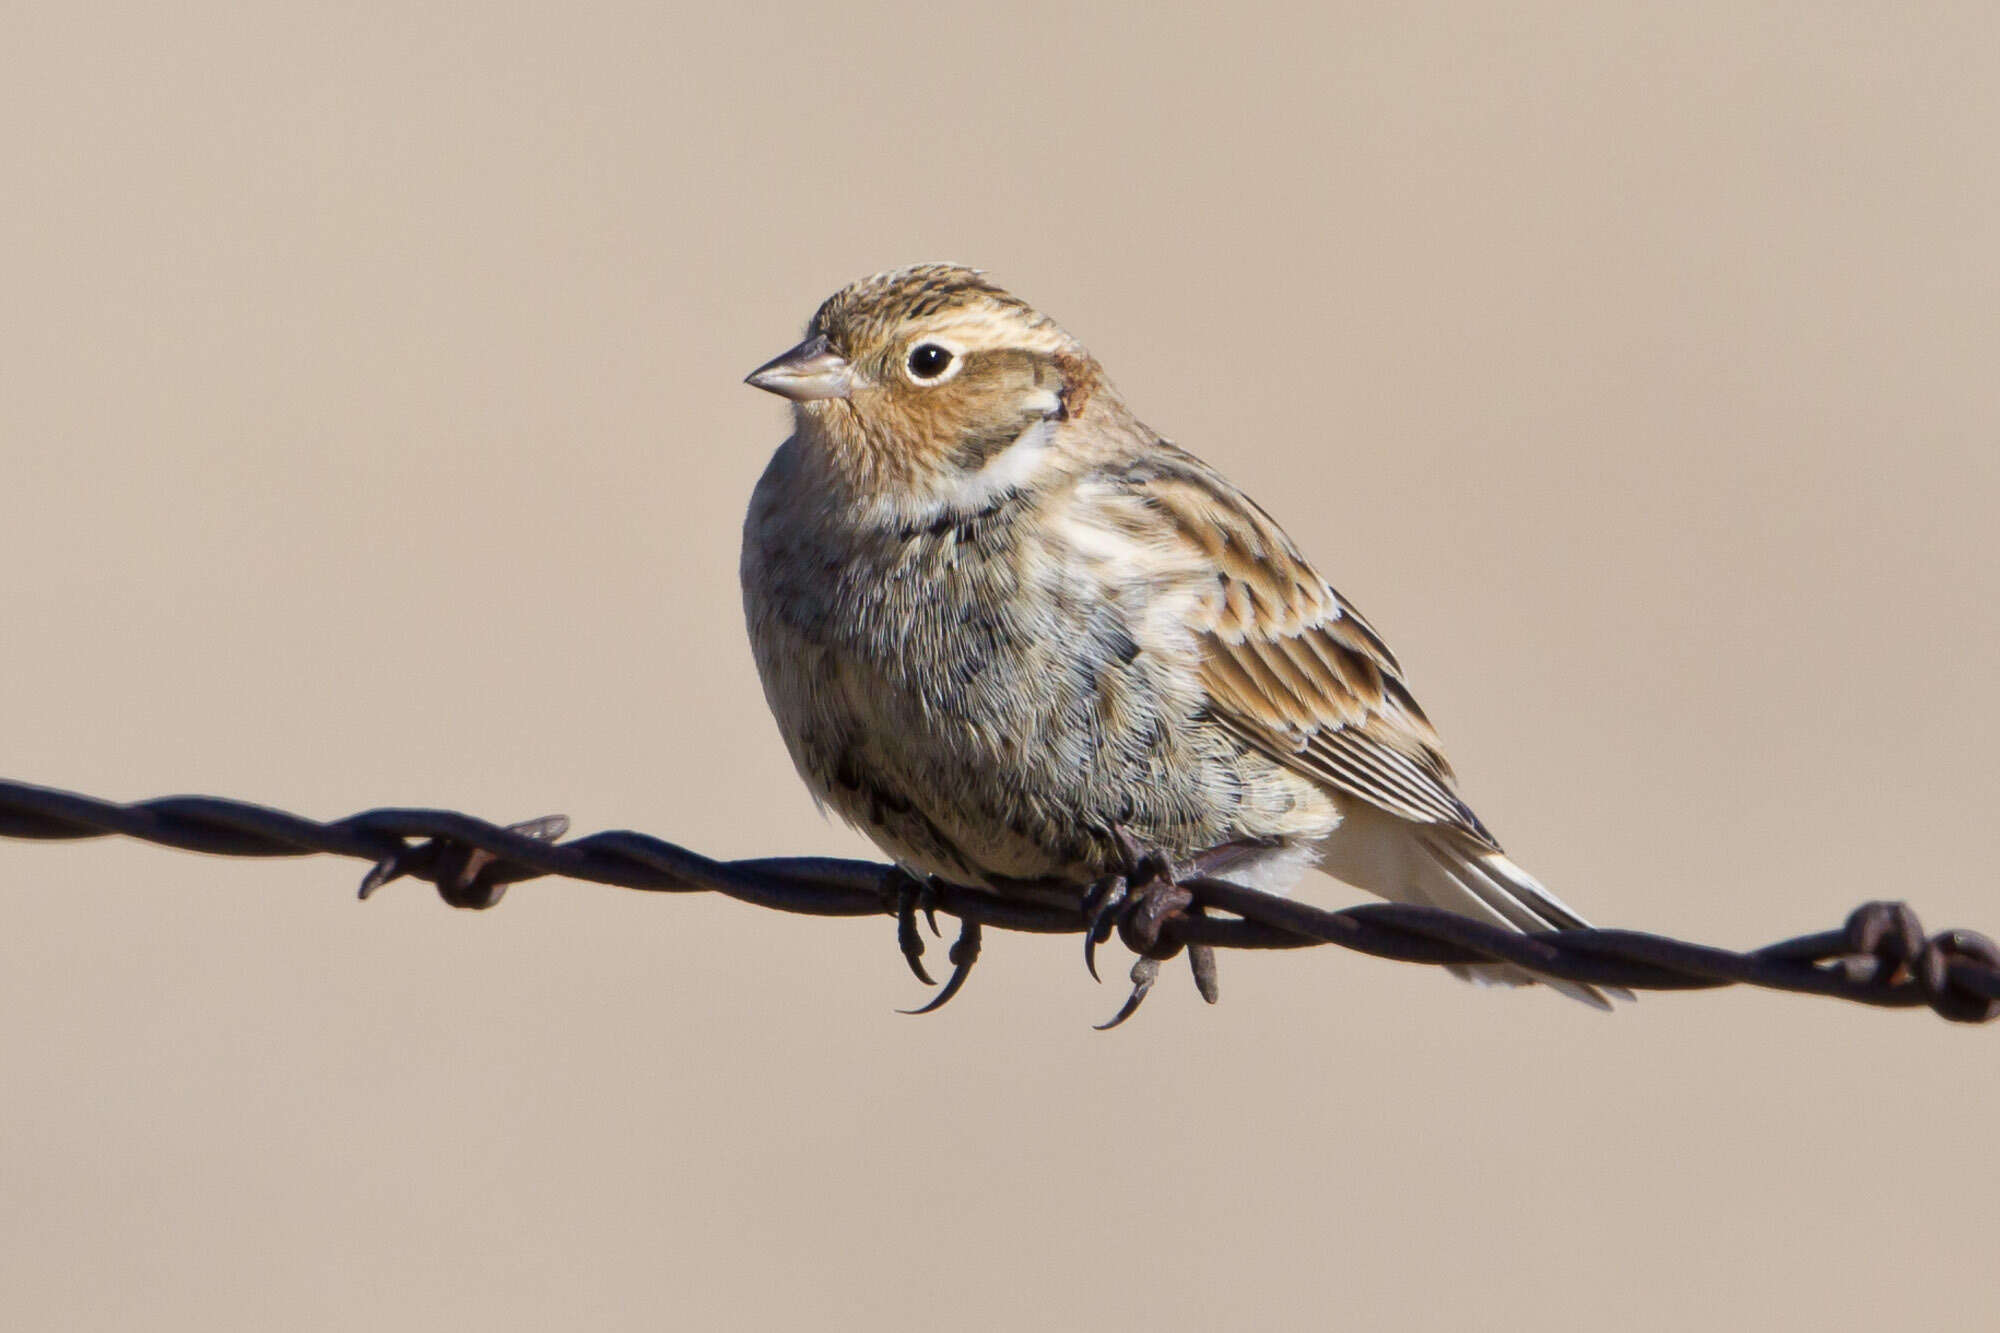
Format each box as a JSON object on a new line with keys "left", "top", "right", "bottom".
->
{"left": 4, "top": 3, "right": 1997, "bottom": 1329}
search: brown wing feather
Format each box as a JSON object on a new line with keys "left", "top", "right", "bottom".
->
{"left": 1131, "top": 445, "right": 1499, "bottom": 850}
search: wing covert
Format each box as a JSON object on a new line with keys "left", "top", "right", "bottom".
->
{"left": 1128, "top": 445, "right": 1499, "bottom": 850}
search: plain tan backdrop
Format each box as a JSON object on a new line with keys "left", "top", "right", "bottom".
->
{"left": 5, "top": 4, "right": 1996, "bottom": 1329}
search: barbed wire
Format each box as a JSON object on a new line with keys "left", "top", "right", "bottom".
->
{"left": 4, "top": 776, "right": 1997, "bottom": 1027}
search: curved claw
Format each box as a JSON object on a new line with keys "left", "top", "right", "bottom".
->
{"left": 893, "top": 874, "right": 936, "bottom": 987}
{"left": 899, "top": 919, "right": 982, "bottom": 1016}
{"left": 1095, "top": 956, "right": 1161, "bottom": 1030}
{"left": 1080, "top": 874, "right": 1129, "bottom": 983}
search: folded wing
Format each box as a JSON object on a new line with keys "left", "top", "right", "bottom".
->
{"left": 1130, "top": 444, "right": 1498, "bottom": 851}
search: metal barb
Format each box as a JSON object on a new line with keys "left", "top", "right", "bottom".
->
{"left": 1917, "top": 927, "right": 2000, "bottom": 1023}
{"left": 360, "top": 813, "right": 568, "bottom": 908}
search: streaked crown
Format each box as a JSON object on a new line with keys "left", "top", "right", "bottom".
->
{"left": 807, "top": 264, "right": 1057, "bottom": 357}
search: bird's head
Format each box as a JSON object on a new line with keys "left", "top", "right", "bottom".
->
{"left": 746, "top": 264, "right": 1112, "bottom": 516}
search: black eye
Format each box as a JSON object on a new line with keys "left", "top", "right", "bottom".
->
{"left": 906, "top": 343, "right": 954, "bottom": 380}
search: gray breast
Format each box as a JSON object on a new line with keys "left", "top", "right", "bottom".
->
{"left": 743, "top": 463, "right": 1297, "bottom": 885}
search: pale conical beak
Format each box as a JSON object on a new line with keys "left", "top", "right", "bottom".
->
{"left": 744, "top": 333, "right": 853, "bottom": 402}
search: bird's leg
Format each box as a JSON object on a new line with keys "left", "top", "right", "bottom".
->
{"left": 898, "top": 917, "right": 982, "bottom": 1016}
{"left": 1179, "top": 834, "right": 1283, "bottom": 882}
{"left": 1085, "top": 827, "right": 1200, "bottom": 1027}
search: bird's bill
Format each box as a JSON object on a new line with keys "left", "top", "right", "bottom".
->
{"left": 744, "top": 334, "right": 853, "bottom": 401}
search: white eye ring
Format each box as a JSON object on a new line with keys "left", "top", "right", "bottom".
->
{"left": 903, "top": 340, "right": 964, "bottom": 385}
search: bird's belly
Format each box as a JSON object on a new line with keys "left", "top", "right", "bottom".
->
{"left": 806, "top": 598, "right": 1332, "bottom": 889}
{"left": 831, "top": 648, "right": 1153, "bottom": 885}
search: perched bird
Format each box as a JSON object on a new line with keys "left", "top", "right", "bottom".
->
{"left": 741, "top": 264, "right": 1619, "bottom": 1011}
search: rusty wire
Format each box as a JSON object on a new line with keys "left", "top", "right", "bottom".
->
{"left": 3, "top": 776, "right": 1997, "bottom": 1026}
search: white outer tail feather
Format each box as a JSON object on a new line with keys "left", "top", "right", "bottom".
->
{"left": 1307, "top": 803, "right": 1628, "bottom": 1010}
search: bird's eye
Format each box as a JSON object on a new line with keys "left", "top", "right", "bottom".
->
{"left": 906, "top": 343, "right": 955, "bottom": 381}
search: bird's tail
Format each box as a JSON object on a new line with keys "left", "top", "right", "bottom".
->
{"left": 1313, "top": 803, "right": 1629, "bottom": 1010}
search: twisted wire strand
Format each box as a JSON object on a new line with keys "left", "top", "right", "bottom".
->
{"left": 4, "top": 777, "right": 1996, "bottom": 1024}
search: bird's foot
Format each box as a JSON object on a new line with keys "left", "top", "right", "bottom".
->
{"left": 897, "top": 916, "right": 982, "bottom": 1016}
{"left": 888, "top": 868, "right": 941, "bottom": 986}
{"left": 885, "top": 867, "right": 983, "bottom": 1015}
{"left": 1087, "top": 828, "right": 1222, "bottom": 1029}
{"left": 1080, "top": 872, "right": 1129, "bottom": 983}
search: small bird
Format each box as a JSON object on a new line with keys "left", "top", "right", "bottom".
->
{"left": 741, "top": 264, "right": 1620, "bottom": 1012}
